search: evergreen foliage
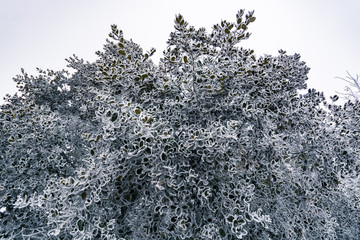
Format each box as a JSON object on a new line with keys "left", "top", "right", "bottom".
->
{"left": 1, "top": 10, "right": 359, "bottom": 239}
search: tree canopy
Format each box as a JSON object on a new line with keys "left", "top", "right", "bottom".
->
{"left": 1, "top": 10, "right": 359, "bottom": 239}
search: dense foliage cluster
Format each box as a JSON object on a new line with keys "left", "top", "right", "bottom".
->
{"left": 1, "top": 10, "right": 359, "bottom": 239}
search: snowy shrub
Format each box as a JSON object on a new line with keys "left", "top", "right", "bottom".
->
{"left": 1, "top": 10, "right": 359, "bottom": 239}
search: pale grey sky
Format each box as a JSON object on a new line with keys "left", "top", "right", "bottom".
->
{"left": 1, "top": 0, "right": 359, "bottom": 104}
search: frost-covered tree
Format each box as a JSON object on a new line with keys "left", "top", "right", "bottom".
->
{"left": 336, "top": 71, "right": 360, "bottom": 102}
{"left": 1, "top": 10, "right": 359, "bottom": 239}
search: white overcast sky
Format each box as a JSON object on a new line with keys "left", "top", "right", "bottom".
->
{"left": 1, "top": 0, "right": 359, "bottom": 104}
